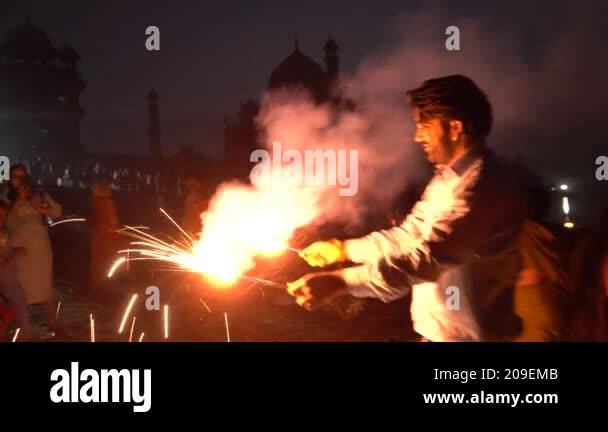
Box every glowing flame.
[110,169,322,286]
[186,181,320,284]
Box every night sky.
[1,1,606,173]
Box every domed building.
[224,38,342,177]
[268,38,339,103]
[0,17,86,160]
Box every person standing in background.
[90,180,121,293]
[7,164,62,333]
[0,200,33,340]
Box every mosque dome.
[0,17,56,62]
[268,40,330,102]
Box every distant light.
[564,221,575,229]
[562,197,570,215]
[560,184,568,191]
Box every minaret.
[148,89,161,158]
[324,38,339,81]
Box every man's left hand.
[287,272,348,311]
[300,239,347,267]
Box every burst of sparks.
[163,305,169,340]
[90,314,95,342]
[12,328,20,342]
[129,316,136,342]
[55,301,61,320]
[119,294,138,333]
[224,312,231,343]
[109,208,303,287]
[138,332,145,342]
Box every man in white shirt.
[288,75,525,341]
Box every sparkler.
[119,294,138,333]
[12,328,20,342]
[55,301,61,320]
[285,246,305,254]
[138,332,145,342]
[240,275,288,290]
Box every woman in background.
[0,200,33,340]
[7,164,62,332]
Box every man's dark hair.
[406,75,493,141]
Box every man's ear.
[449,120,464,141]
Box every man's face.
[10,167,27,188]
[412,108,456,165]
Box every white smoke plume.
[254,2,607,231]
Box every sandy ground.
[13,281,417,342]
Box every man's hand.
[300,239,347,267]
[287,272,348,311]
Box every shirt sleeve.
[337,262,412,303]
[340,159,516,301]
